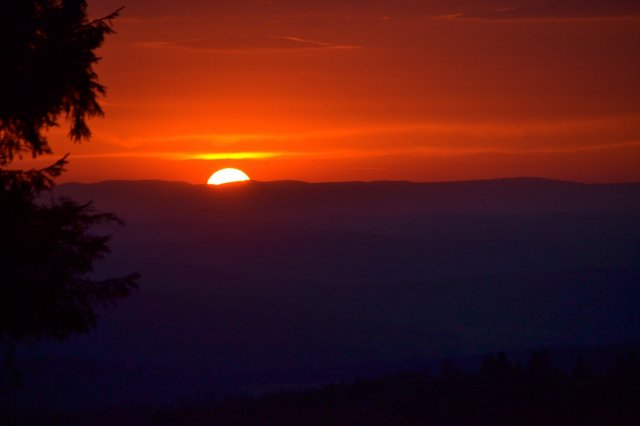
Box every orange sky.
[18,0,640,183]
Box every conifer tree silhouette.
[0,1,138,384]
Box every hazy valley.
[4,178,640,409]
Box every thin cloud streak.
[268,36,360,50]
[69,140,640,162]
[455,0,640,20]
[321,140,640,159]
[134,35,362,51]
[71,151,282,160]
[124,113,640,147]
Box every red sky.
[20,0,640,183]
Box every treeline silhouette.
[152,351,639,426]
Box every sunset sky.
[22,0,640,183]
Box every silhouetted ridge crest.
[56,178,640,222]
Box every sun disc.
[207,168,251,185]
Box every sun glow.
[207,168,251,185]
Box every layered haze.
[5,178,639,408]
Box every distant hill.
[55,178,640,223]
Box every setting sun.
[207,168,251,185]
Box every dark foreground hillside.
[4,350,639,425]
[155,352,640,426]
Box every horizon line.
[56,176,640,187]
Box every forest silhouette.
[152,351,640,426]
[5,351,639,425]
